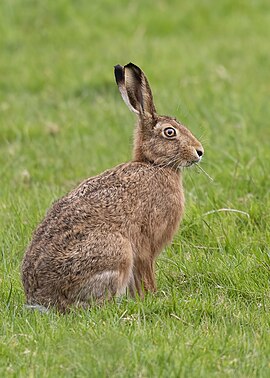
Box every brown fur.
[21,63,203,312]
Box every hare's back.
[27,162,181,252]
[68,162,156,200]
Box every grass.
[1,0,270,376]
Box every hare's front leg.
[132,257,157,296]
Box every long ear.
[114,63,156,118]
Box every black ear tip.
[125,62,136,67]
[114,64,124,85]
[125,62,142,79]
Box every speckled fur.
[21,63,203,312]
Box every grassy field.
[1,0,270,376]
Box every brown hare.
[21,63,204,313]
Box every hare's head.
[115,63,204,170]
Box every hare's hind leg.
[64,232,134,306]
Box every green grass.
[1,0,270,376]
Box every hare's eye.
[163,127,177,138]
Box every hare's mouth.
[184,158,202,168]
[170,159,197,170]
[184,161,194,168]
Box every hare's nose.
[196,148,204,157]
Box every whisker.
[194,163,214,182]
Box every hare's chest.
[149,184,184,254]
